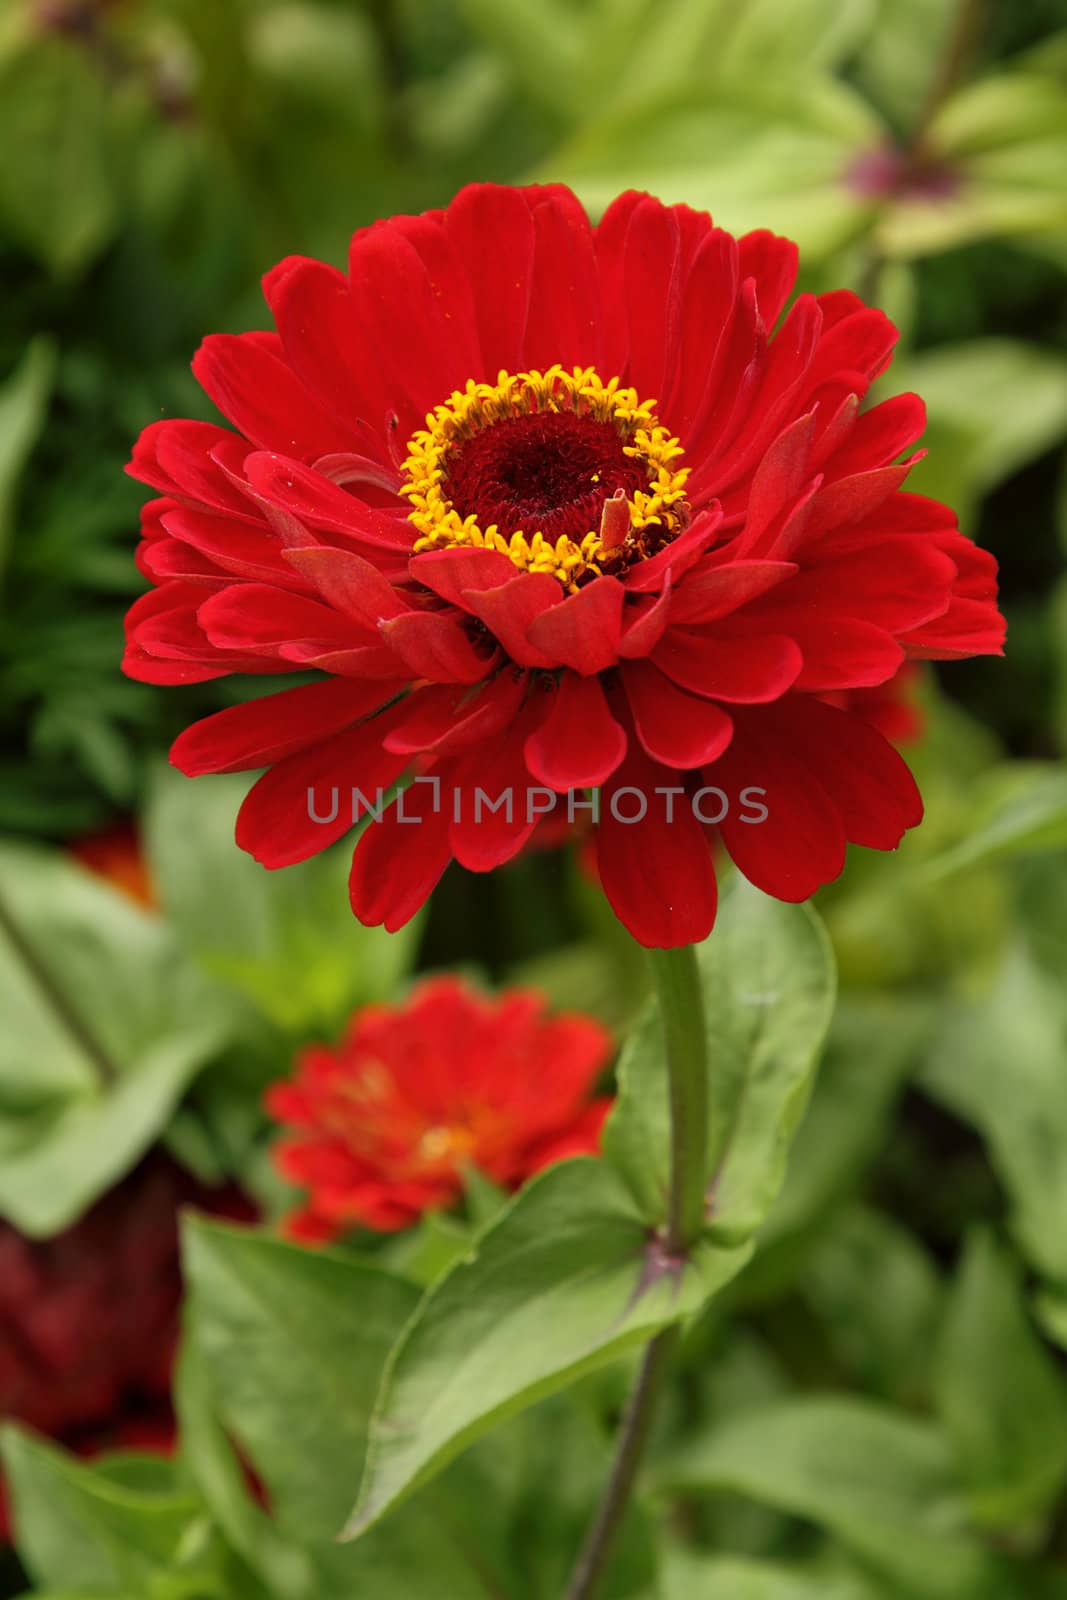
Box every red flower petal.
[524,576,626,675]
[596,748,718,948]
[460,573,562,667]
[524,673,627,791]
[171,679,403,776]
[710,712,846,900]
[383,672,526,757]
[193,333,357,460]
[198,585,357,655]
[349,773,454,931]
[652,628,802,702]
[622,661,734,768]
[444,184,536,375]
[236,716,409,867]
[378,609,496,683]
[282,546,409,626]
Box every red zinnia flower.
[0,1155,251,1540]
[264,976,613,1240]
[69,819,157,909]
[124,183,1004,947]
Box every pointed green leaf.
[922,765,1067,880]
[604,881,835,1244]
[921,949,1067,1283]
[0,36,116,276]
[0,336,55,579]
[0,843,233,1233]
[662,1397,1024,1599]
[0,1427,201,1594]
[934,1229,1067,1527]
[145,766,420,1033]
[182,1219,494,1599]
[347,1157,751,1539]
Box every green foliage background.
[2,0,1067,1596]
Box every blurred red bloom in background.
[265,976,613,1240]
[69,819,157,909]
[0,1155,251,1540]
[124,182,1004,948]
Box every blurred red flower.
[124,182,1004,948]
[265,976,613,1240]
[69,819,157,910]
[0,1155,251,1540]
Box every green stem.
[649,943,710,1253]
[563,944,709,1600]
[562,1326,680,1600]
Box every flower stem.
[649,944,710,1253]
[563,944,709,1600]
[562,1326,680,1600]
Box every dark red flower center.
[443,411,650,545]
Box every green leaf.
[878,75,1067,259]
[748,999,928,1296]
[547,77,883,261]
[662,1396,1023,1598]
[459,0,872,123]
[347,1157,751,1538]
[900,343,1067,521]
[802,1207,942,1405]
[933,1229,1067,1528]
[383,1209,474,1288]
[1035,1288,1067,1355]
[0,337,55,580]
[145,765,420,1033]
[604,880,836,1245]
[0,36,116,276]
[922,765,1067,879]
[174,1327,313,1600]
[851,0,959,130]
[183,1218,419,1544]
[0,842,233,1234]
[662,1548,883,1599]
[0,1426,202,1594]
[921,949,1067,1284]
[182,1219,496,1598]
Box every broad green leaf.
[347,1157,751,1538]
[174,1328,312,1600]
[455,0,586,117]
[802,1207,942,1404]
[183,1218,419,1544]
[921,949,1067,1283]
[0,843,233,1233]
[548,78,882,261]
[0,1427,202,1595]
[0,36,116,276]
[605,881,835,1245]
[662,1548,883,1599]
[878,75,1067,259]
[934,1229,1067,1528]
[182,1219,494,1598]
[662,1396,1024,1598]
[852,0,959,129]
[750,998,927,1289]
[383,1208,473,1288]
[922,765,1067,879]
[145,765,420,1033]
[901,344,1067,520]
[438,1393,658,1600]
[0,337,55,580]
[461,0,872,123]
[1036,1289,1067,1355]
